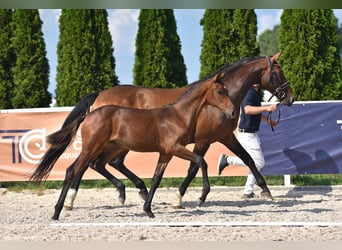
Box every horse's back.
[84,105,158,147]
[92,84,187,110]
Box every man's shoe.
[242,192,255,199]
[217,154,229,175]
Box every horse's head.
[207,72,236,119]
[261,52,295,106]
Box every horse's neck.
[229,60,265,106]
[172,82,210,121]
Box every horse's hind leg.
[53,157,83,220]
[223,134,272,199]
[92,158,127,205]
[65,153,132,208]
[108,151,148,201]
[64,166,88,210]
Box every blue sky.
[38,9,342,97]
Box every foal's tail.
[29,92,99,182]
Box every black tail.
[61,92,99,129]
[30,92,99,182]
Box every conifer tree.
[258,25,280,56]
[0,9,14,109]
[56,9,118,106]
[133,9,187,88]
[279,9,342,100]
[11,9,51,108]
[199,9,259,79]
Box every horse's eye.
[217,88,227,95]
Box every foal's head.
[205,73,236,119]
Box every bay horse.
[32,52,295,211]
[33,73,235,219]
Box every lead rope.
[267,103,281,132]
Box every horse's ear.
[271,52,281,63]
[214,72,225,84]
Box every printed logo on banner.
[0,128,81,165]
[18,128,47,164]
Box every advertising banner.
[1,101,342,182]
[259,101,342,175]
[0,108,246,181]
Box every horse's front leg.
[143,154,172,218]
[197,156,210,207]
[222,134,272,199]
[172,146,211,208]
[174,143,210,208]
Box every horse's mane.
[166,56,265,106]
[170,80,203,104]
[209,56,265,79]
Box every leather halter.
[266,56,291,102]
[265,57,291,131]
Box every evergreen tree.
[56,9,118,106]
[339,23,342,71]
[279,9,342,100]
[0,9,14,109]
[338,23,342,57]
[133,9,187,88]
[11,9,51,108]
[258,25,280,56]
[199,9,259,79]
[92,10,118,90]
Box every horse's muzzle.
[224,108,236,119]
[282,95,295,106]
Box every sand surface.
[1,185,342,241]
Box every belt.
[238,128,256,133]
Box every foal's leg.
[174,143,210,208]
[91,159,127,205]
[108,151,149,201]
[65,151,148,209]
[64,165,88,210]
[64,158,127,209]
[143,154,172,218]
[52,156,84,220]
[172,145,211,209]
[222,134,272,198]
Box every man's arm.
[243,104,277,115]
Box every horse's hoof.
[197,198,204,207]
[260,191,273,200]
[118,196,125,205]
[172,205,185,209]
[145,211,155,218]
[51,215,59,220]
[138,190,148,201]
[63,205,73,211]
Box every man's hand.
[266,104,277,112]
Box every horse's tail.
[30,114,86,182]
[61,92,99,129]
[29,92,99,182]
